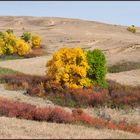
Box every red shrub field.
[0,97,139,134]
[107,80,140,108]
[1,74,140,108]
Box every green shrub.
[86,49,107,87]
[21,32,32,43]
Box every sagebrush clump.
[46,47,91,88]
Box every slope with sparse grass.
[0,16,140,139]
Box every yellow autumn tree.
[46,47,91,88]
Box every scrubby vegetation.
[0,47,139,109]
[1,73,140,109]
[21,32,32,43]
[127,25,136,33]
[0,30,30,56]
[107,80,140,108]
[0,29,45,58]
[0,97,139,134]
[108,61,140,73]
[32,34,41,48]
[86,49,107,87]
[46,47,91,88]
[0,44,139,135]
[46,47,107,88]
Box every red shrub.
[1,74,140,108]
[0,98,36,119]
[117,121,140,134]
[72,109,83,116]
[0,97,140,134]
[0,97,73,123]
[75,113,95,125]
[34,107,73,123]
[107,80,140,107]
[2,74,46,85]
[46,107,73,123]
[34,107,52,121]
[107,121,117,130]
[68,87,109,107]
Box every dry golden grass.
[0,116,140,139]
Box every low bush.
[16,39,31,56]
[0,30,31,56]
[1,74,46,89]
[86,49,107,87]
[1,74,140,108]
[0,97,139,134]
[21,32,32,43]
[107,80,140,108]
[2,31,17,55]
[0,97,36,120]
[127,25,136,33]
[108,61,140,73]
[32,34,41,48]
[0,29,43,57]
[44,86,109,108]
[46,47,91,88]
[46,47,108,88]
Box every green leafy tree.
[86,49,107,87]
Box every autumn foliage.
[0,29,42,56]
[1,74,140,108]
[0,97,139,134]
[46,47,91,88]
